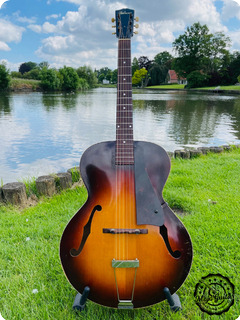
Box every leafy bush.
[132,68,148,87]
[40,67,61,91]
[186,70,209,88]
[78,78,89,90]
[0,64,11,90]
[59,66,79,91]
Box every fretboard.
[115,39,134,165]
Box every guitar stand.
[72,286,90,311]
[72,286,181,312]
[163,287,182,312]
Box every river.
[0,88,240,183]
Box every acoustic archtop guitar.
[60,8,192,309]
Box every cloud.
[29,0,234,69]
[46,13,62,20]
[0,19,25,51]
[0,41,10,51]
[221,0,240,20]
[13,11,37,24]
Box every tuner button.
[134,24,139,28]
[112,25,116,28]
[135,17,139,22]
[112,32,116,35]
[111,18,115,23]
[134,31,139,34]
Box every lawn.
[147,84,240,92]
[147,84,185,90]
[0,148,239,319]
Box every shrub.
[0,64,11,90]
[186,70,209,88]
[59,66,79,91]
[40,67,61,91]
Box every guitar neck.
[116,39,134,165]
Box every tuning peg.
[111,18,115,23]
[134,31,139,34]
[112,32,116,35]
[134,24,139,28]
[135,17,139,22]
[112,25,116,28]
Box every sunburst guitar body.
[60,8,192,309]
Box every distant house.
[103,79,110,85]
[166,70,187,85]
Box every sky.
[0,0,240,71]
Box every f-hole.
[70,205,102,257]
[159,225,181,259]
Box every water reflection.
[133,91,240,147]
[0,89,239,183]
[0,94,11,115]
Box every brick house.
[166,70,187,85]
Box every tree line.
[131,22,240,88]
[1,22,240,91]
[0,62,101,91]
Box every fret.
[115,38,133,165]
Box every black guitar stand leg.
[73,286,90,311]
[163,287,182,312]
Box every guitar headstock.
[112,8,139,39]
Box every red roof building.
[166,70,187,85]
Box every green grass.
[147,84,240,92]
[0,149,239,319]
[147,84,185,90]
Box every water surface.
[0,88,240,183]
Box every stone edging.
[0,144,239,207]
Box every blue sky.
[0,0,240,71]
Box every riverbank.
[0,148,239,319]
[147,84,240,94]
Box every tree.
[19,61,37,75]
[40,67,61,91]
[96,67,112,83]
[23,68,41,80]
[132,68,148,87]
[172,22,230,77]
[154,51,173,68]
[138,56,152,71]
[76,66,98,88]
[111,69,118,83]
[148,51,174,85]
[132,57,139,75]
[186,71,209,88]
[148,63,167,85]
[0,63,11,90]
[11,71,22,78]
[228,52,240,84]
[38,61,49,70]
[59,66,79,91]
